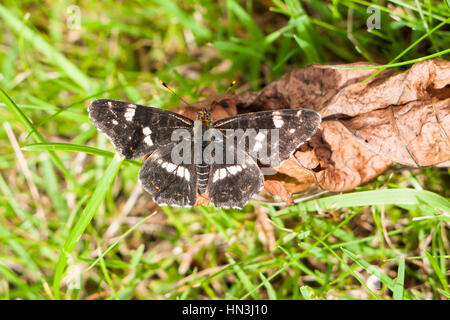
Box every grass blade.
[342,247,396,292]
[259,272,277,300]
[53,154,123,299]
[300,286,313,300]
[315,238,378,299]
[82,212,156,274]
[0,87,76,186]
[341,248,412,299]
[0,5,95,94]
[22,142,140,166]
[280,189,450,215]
[358,17,450,84]
[151,0,211,39]
[226,254,261,300]
[393,257,405,300]
[22,142,115,157]
[425,251,449,294]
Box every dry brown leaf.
[177,58,450,203]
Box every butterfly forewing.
[213,109,321,166]
[88,99,193,159]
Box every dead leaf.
[263,179,294,205]
[176,58,450,203]
[255,207,276,251]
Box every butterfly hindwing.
[88,99,193,159]
[213,109,321,165]
[208,144,264,209]
[138,142,198,207]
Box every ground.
[0,0,449,300]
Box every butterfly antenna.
[160,80,190,106]
[224,80,237,94]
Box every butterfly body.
[88,99,321,208]
[193,109,213,195]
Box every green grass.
[0,0,449,300]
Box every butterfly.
[88,98,321,208]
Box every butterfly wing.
[208,143,264,209]
[139,142,198,207]
[88,99,194,159]
[213,109,321,166]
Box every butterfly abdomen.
[196,164,210,194]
